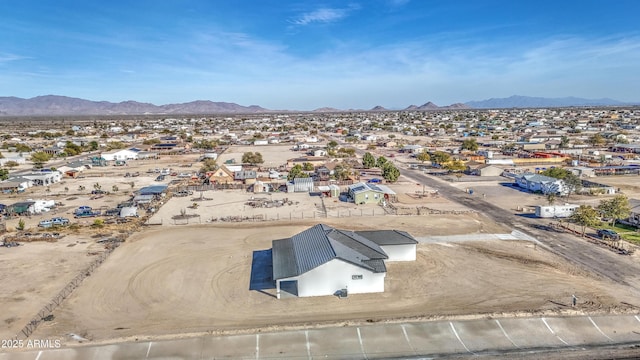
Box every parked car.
[174,190,193,197]
[51,217,70,226]
[597,229,620,240]
[91,189,106,195]
[367,178,382,183]
[155,175,166,181]
[38,220,53,228]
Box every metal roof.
[272,224,395,280]
[355,230,418,246]
[137,185,168,195]
[348,182,396,195]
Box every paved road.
[2,314,640,359]
[401,167,640,292]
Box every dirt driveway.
[32,215,640,344]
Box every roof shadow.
[249,249,275,291]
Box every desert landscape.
[19,214,638,346]
[2,142,640,352]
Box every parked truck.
[74,206,101,218]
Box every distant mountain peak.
[0,95,269,115]
[465,95,630,109]
[370,105,388,111]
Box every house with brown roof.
[207,165,235,184]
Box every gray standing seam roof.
[355,230,418,246]
[272,224,394,280]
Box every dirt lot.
[217,144,305,168]
[0,233,107,340]
[29,215,640,344]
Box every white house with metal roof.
[271,224,417,299]
[514,172,568,195]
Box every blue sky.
[1,0,639,110]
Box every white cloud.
[291,8,349,25]
[0,53,29,63]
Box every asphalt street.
[2,314,640,359]
[401,167,640,292]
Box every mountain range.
[0,95,635,116]
[465,95,631,109]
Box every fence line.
[15,241,122,340]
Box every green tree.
[332,164,353,181]
[14,143,32,152]
[382,163,400,182]
[587,133,606,147]
[200,159,217,173]
[376,156,388,168]
[560,136,570,149]
[570,205,601,236]
[64,141,82,156]
[597,195,631,227]
[327,140,338,149]
[106,141,126,150]
[0,168,8,181]
[17,218,25,231]
[242,152,264,165]
[416,152,431,163]
[362,152,376,168]
[337,147,356,157]
[30,151,52,168]
[539,168,571,179]
[444,159,466,172]
[431,151,451,165]
[302,162,314,171]
[461,138,479,151]
[287,164,309,181]
[546,192,557,206]
[89,140,99,151]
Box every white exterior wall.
[292,259,385,297]
[381,244,416,261]
[28,199,55,213]
[535,205,579,218]
[103,150,137,161]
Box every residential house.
[208,165,235,184]
[514,172,568,195]
[271,224,417,299]
[348,182,396,204]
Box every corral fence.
[381,203,477,216]
[15,240,123,340]
[172,215,201,225]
